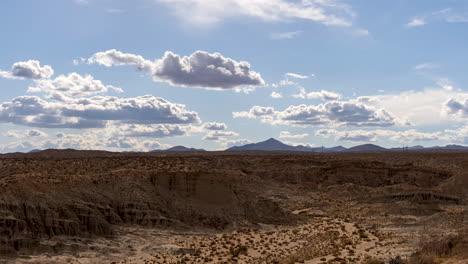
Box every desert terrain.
[0,150,467,264]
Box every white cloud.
[113,124,188,138]
[436,78,455,91]
[233,106,275,118]
[203,130,239,141]
[0,60,54,80]
[0,141,40,153]
[203,122,227,131]
[223,138,252,148]
[407,8,468,27]
[88,49,153,70]
[316,129,377,142]
[270,92,283,98]
[434,8,468,23]
[355,88,468,126]
[316,128,444,143]
[444,97,468,118]
[152,0,354,27]
[88,49,265,90]
[234,101,403,127]
[293,87,342,100]
[271,31,301,40]
[279,131,309,139]
[5,129,48,138]
[271,73,311,88]
[0,95,201,128]
[407,18,426,27]
[283,141,315,147]
[26,129,48,137]
[286,73,309,79]
[28,72,123,97]
[0,131,174,153]
[414,63,438,70]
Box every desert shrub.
[229,244,248,257]
[389,256,405,264]
[418,230,466,257]
[409,229,468,263]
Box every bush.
[229,245,248,257]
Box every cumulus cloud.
[293,87,342,100]
[0,131,172,153]
[41,133,170,152]
[0,60,54,80]
[223,138,252,148]
[444,98,468,118]
[152,0,354,27]
[26,129,48,137]
[5,129,48,138]
[316,129,378,142]
[203,130,239,141]
[88,49,265,90]
[114,124,187,138]
[279,131,309,139]
[88,49,154,71]
[0,141,40,153]
[316,128,444,143]
[0,95,201,129]
[270,92,283,99]
[28,72,123,97]
[355,88,468,126]
[203,122,227,131]
[279,102,399,127]
[234,101,402,127]
[233,106,276,119]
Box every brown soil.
[0,151,467,263]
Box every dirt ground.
[0,151,467,263]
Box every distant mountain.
[345,144,388,152]
[151,146,205,152]
[443,144,468,150]
[390,145,426,151]
[225,138,347,152]
[324,146,347,152]
[433,145,468,150]
[28,149,42,153]
[409,145,425,150]
[226,138,302,151]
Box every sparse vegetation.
[0,152,467,263]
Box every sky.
[1,0,468,152]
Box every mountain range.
[224,138,468,152]
[19,138,468,154]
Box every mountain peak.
[264,138,280,143]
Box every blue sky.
[1,0,468,152]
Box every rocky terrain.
[0,151,467,263]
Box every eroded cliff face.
[0,153,458,254]
[0,164,288,253]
